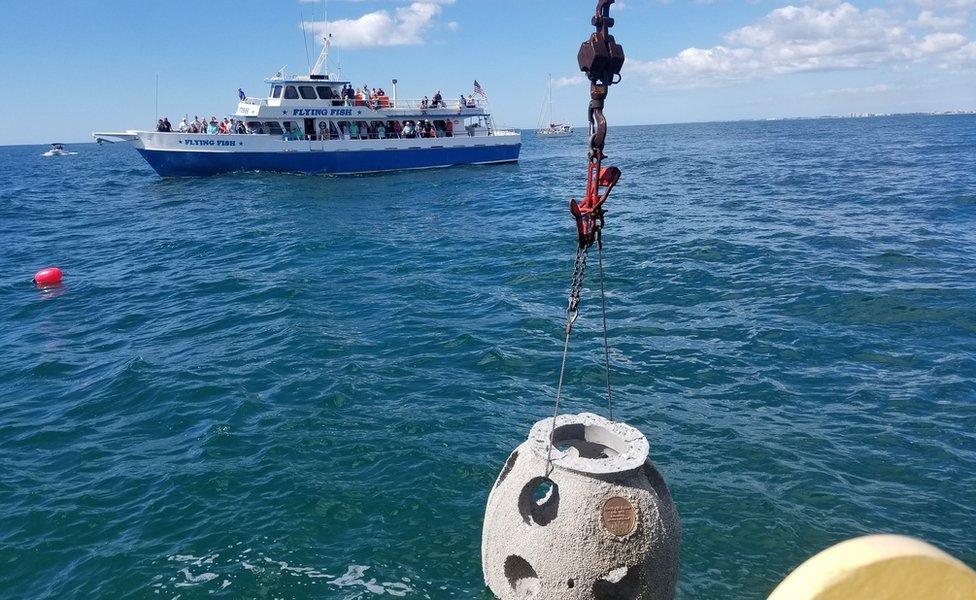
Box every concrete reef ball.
[482,412,681,600]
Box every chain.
[545,246,588,477]
[566,246,588,332]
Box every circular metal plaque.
[601,496,637,536]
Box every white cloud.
[915,10,967,30]
[919,31,968,53]
[304,1,454,49]
[552,75,587,88]
[947,41,976,65]
[629,2,975,87]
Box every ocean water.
[1,116,975,599]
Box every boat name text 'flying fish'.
[291,108,355,117]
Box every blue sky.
[0,0,974,145]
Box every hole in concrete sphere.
[504,555,541,597]
[532,479,554,504]
[593,565,640,600]
[518,477,559,526]
[551,423,628,461]
[494,450,519,489]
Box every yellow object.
[768,535,976,600]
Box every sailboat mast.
[548,74,554,125]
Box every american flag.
[473,80,487,99]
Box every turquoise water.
[1,116,975,598]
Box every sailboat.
[536,75,573,138]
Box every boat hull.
[110,131,521,177]
[137,143,520,177]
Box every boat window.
[247,121,262,133]
[264,121,283,135]
[283,86,299,99]
[316,86,334,100]
[271,85,283,99]
[282,121,296,131]
[299,85,316,100]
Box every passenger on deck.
[432,90,443,108]
[402,121,415,138]
[421,96,429,110]
[349,122,360,140]
[444,119,453,137]
[377,123,386,139]
[190,116,202,133]
[178,117,188,133]
[218,120,228,134]
[236,120,247,134]
[207,118,219,134]
[466,95,477,108]
[459,95,466,110]
[156,119,165,132]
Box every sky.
[0,0,974,145]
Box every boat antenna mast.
[310,9,332,77]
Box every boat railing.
[386,98,488,111]
[276,127,509,142]
[239,97,488,111]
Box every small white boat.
[42,143,76,156]
[536,75,573,138]
[538,123,573,137]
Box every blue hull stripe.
[137,144,521,177]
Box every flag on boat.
[474,80,487,99]
[238,88,246,101]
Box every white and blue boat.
[94,30,520,177]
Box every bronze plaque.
[601,496,637,536]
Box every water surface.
[1,116,975,598]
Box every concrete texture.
[482,412,681,600]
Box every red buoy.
[33,267,63,287]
